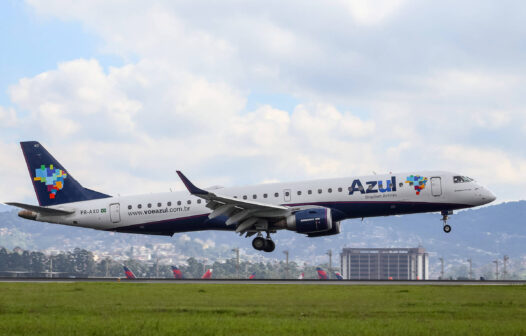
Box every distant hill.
[1,201,525,278]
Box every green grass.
[1,283,526,335]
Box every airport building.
[340,247,429,280]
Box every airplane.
[316,267,328,280]
[298,272,304,280]
[6,141,496,253]
[123,266,137,279]
[334,271,343,280]
[202,268,213,279]
[248,272,256,279]
[171,266,183,279]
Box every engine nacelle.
[307,221,341,237]
[284,208,333,234]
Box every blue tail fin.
[21,141,110,206]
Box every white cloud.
[3,59,379,197]
[0,107,17,127]
[2,0,525,203]
[0,143,34,202]
[338,0,408,25]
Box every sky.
[1,0,525,204]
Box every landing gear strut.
[441,210,452,233]
[252,233,275,252]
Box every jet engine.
[275,208,336,234]
[306,220,341,237]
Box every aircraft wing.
[177,171,292,234]
[5,202,75,216]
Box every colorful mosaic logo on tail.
[33,165,68,199]
[405,175,428,195]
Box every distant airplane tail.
[316,267,328,280]
[248,272,256,279]
[123,266,136,279]
[202,268,213,279]
[19,141,110,206]
[334,272,343,280]
[171,266,183,279]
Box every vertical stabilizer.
[20,141,110,206]
[123,266,136,279]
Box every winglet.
[176,171,210,195]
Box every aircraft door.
[430,177,442,197]
[283,189,291,202]
[109,203,121,223]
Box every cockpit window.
[453,176,474,183]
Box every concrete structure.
[340,247,429,280]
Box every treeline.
[0,247,334,279]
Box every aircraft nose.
[487,189,497,203]
[480,187,496,204]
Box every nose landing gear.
[441,210,453,233]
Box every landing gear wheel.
[263,239,275,253]
[443,224,451,233]
[252,237,266,250]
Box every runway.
[0,277,524,285]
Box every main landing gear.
[252,233,275,253]
[441,210,452,233]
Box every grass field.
[1,283,526,335]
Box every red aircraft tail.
[316,267,328,280]
[202,268,213,279]
[171,266,183,279]
[123,266,136,279]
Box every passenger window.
[274,192,279,197]
[157,202,162,207]
[138,204,142,209]
[128,205,132,210]
[263,193,268,198]
[168,202,172,206]
[318,189,322,194]
[253,194,257,199]
[297,191,302,196]
[197,199,202,204]
[177,201,181,206]
[285,191,290,197]
[399,183,403,188]
[308,190,312,195]
[187,200,191,205]
[338,187,342,192]
[147,203,152,208]
[328,188,332,193]
[243,195,248,200]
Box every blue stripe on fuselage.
[111,201,472,235]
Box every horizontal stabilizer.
[5,202,75,216]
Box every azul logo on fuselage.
[348,176,397,195]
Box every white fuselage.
[35,171,495,236]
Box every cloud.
[0,107,17,127]
[3,58,378,198]
[338,0,408,25]
[1,0,525,203]
[0,142,34,202]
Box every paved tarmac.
[0,278,524,285]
